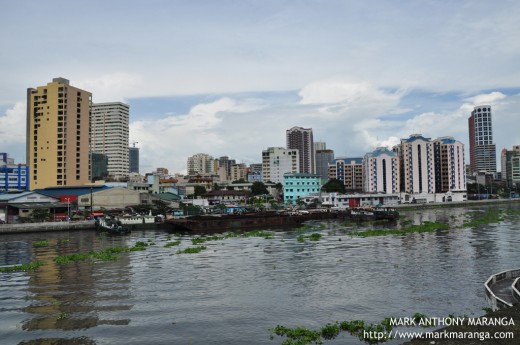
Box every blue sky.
[1,1,520,173]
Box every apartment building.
[262,147,299,184]
[26,78,92,189]
[363,147,399,194]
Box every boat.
[95,216,130,234]
[346,207,399,221]
[164,211,340,232]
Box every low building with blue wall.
[283,173,321,205]
[0,153,29,193]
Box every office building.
[316,149,334,180]
[286,126,315,174]
[468,105,496,176]
[91,102,130,180]
[129,146,139,173]
[26,78,92,189]
[91,152,109,181]
[363,147,399,194]
[262,147,299,184]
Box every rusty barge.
[163,211,341,233]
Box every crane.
[131,141,139,148]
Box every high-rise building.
[433,137,466,192]
[315,149,334,180]
[363,147,399,194]
[187,153,215,175]
[129,146,140,173]
[468,105,496,176]
[329,158,363,192]
[91,102,130,180]
[286,126,315,174]
[26,78,92,189]
[501,145,520,187]
[262,147,299,184]
[397,134,436,194]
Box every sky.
[1,0,520,173]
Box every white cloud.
[463,92,507,106]
[0,102,26,161]
[76,72,143,103]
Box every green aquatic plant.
[33,240,50,247]
[56,312,70,320]
[54,242,149,264]
[164,241,181,248]
[176,246,207,254]
[243,230,274,239]
[349,221,449,237]
[297,233,322,243]
[0,261,44,273]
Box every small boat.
[95,216,130,234]
[346,207,399,221]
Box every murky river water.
[1,204,519,345]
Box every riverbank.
[0,220,96,234]
[394,198,520,210]
[404,304,520,345]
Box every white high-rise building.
[262,147,299,184]
[433,137,466,192]
[397,134,436,194]
[91,102,129,179]
[468,105,496,176]
[363,147,400,193]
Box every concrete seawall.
[0,221,96,234]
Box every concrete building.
[501,145,520,188]
[433,137,466,193]
[26,78,92,189]
[329,158,363,192]
[187,153,215,175]
[262,147,299,184]
[316,149,334,180]
[468,105,496,176]
[247,163,263,182]
[283,173,321,205]
[91,102,130,180]
[286,126,315,174]
[230,163,247,182]
[0,153,29,193]
[363,147,399,194]
[397,134,436,194]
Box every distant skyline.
[1,1,519,173]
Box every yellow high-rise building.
[26,78,92,190]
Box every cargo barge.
[164,211,341,233]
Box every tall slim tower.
[468,105,496,176]
[91,102,130,180]
[286,126,315,174]
[26,78,92,189]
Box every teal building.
[283,173,321,205]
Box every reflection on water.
[1,204,520,345]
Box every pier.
[485,269,520,310]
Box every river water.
[1,204,519,345]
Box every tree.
[251,181,268,196]
[322,178,345,193]
[194,185,207,198]
[232,178,247,184]
[31,208,50,222]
